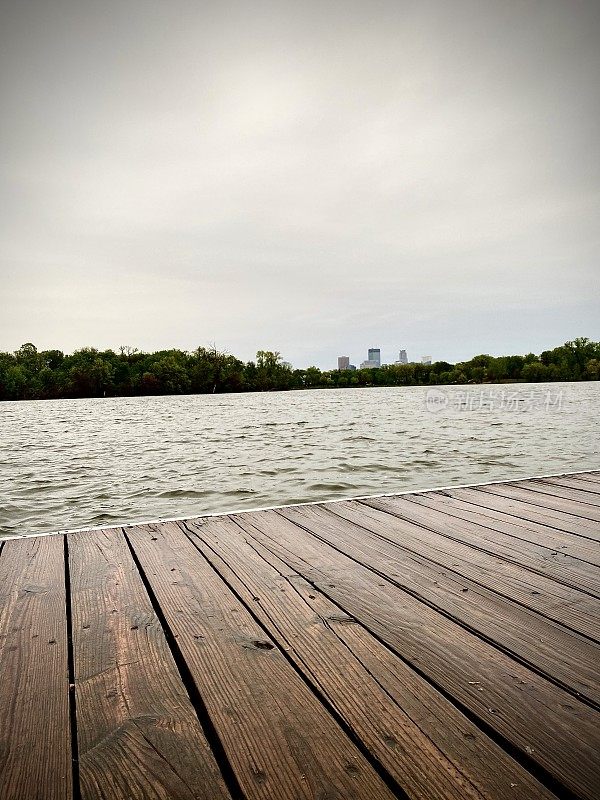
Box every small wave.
[307,482,358,492]
[1,385,594,537]
[14,485,58,496]
[339,462,408,474]
[157,489,211,499]
[475,460,519,467]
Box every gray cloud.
[1,0,599,367]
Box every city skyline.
[338,346,434,370]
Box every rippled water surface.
[1,382,598,537]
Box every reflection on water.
[1,382,598,537]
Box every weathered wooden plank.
[183,516,558,800]
[277,503,599,705]
[476,484,600,528]
[233,509,600,800]
[523,479,600,507]
[389,491,600,566]
[540,476,600,496]
[330,499,600,642]
[3,472,598,800]
[126,521,398,800]
[0,536,72,800]
[445,486,600,540]
[366,493,600,596]
[567,472,600,486]
[544,472,600,486]
[68,528,230,800]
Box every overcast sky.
[1,0,598,368]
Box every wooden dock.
[1,471,599,800]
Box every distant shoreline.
[1,337,598,401]
[2,378,600,406]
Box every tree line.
[0,338,598,401]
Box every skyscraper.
[398,349,408,364]
[421,355,432,365]
[337,356,350,371]
[368,348,381,367]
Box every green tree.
[151,354,191,394]
[254,350,293,390]
[1,337,598,400]
[585,359,600,380]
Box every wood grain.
[521,480,600,508]
[68,528,230,800]
[126,521,398,800]
[333,498,600,641]
[443,486,600,539]
[4,472,599,800]
[0,536,72,800]
[540,476,600,496]
[566,472,600,487]
[233,509,600,800]
[473,485,600,533]
[183,515,558,800]
[276,503,599,705]
[368,493,600,596]
[400,491,600,566]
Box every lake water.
[1,382,598,537]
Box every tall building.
[398,349,408,364]
[337,355,350,371]
[367,348,381,367]
[421,355,432,365]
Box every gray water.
[1,382,598,537]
